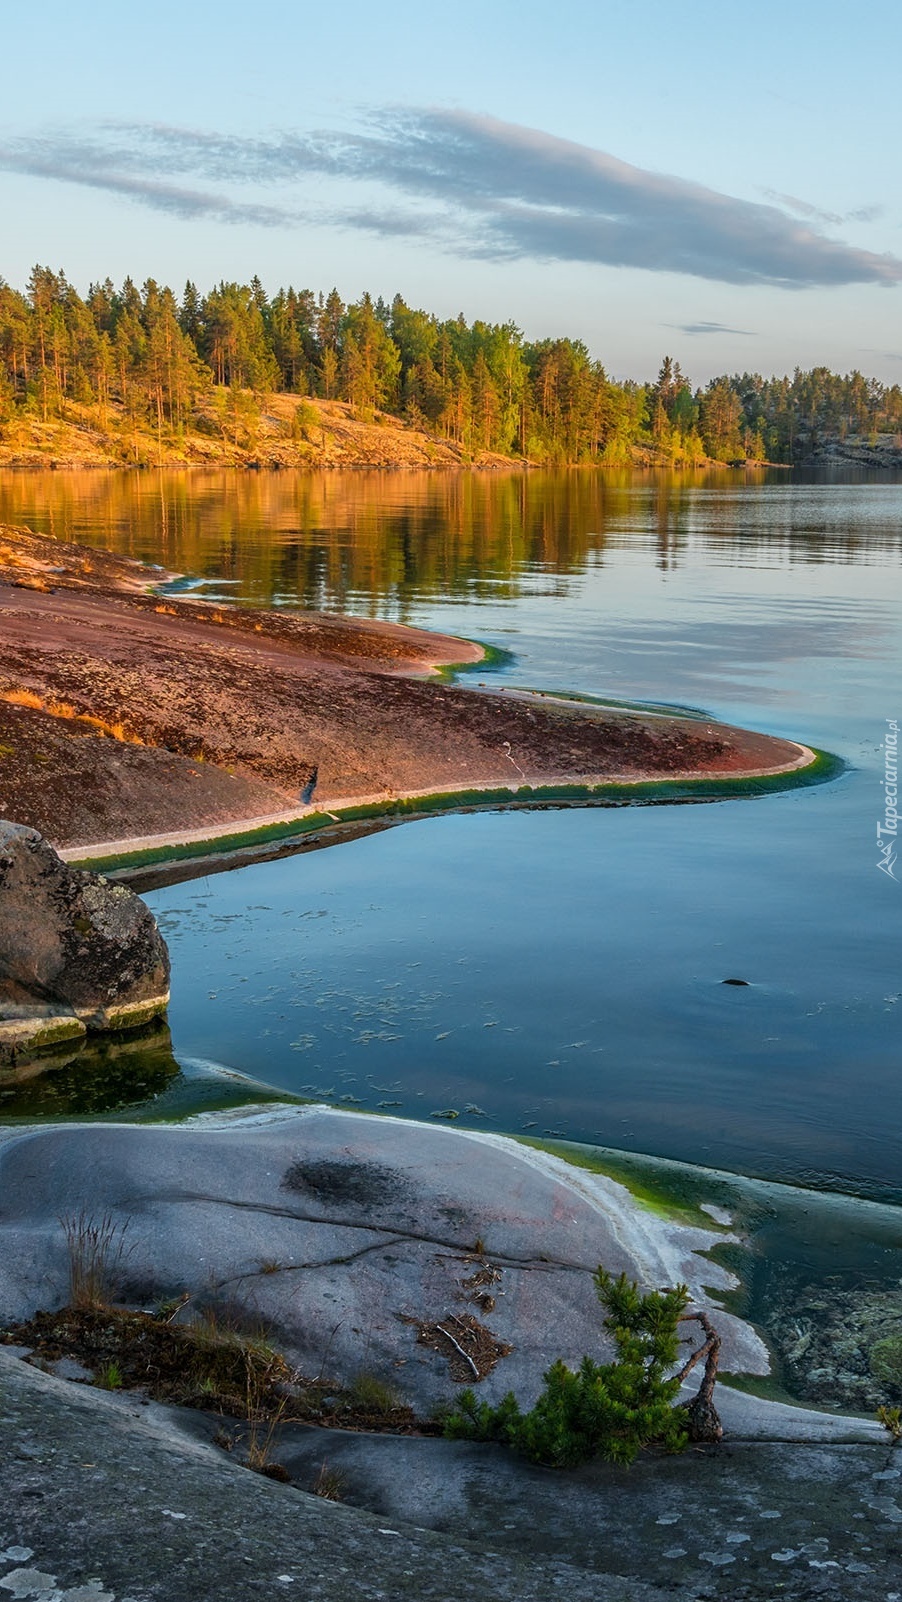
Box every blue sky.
[2,0,900,383]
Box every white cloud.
[2,111,899,290]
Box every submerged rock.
[0,821,169,1067]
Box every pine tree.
[444,1271,691,1468]
[179,281,202,345]
[699,378,743,460]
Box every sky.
[1,0,900,384]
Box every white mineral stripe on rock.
[442,1126,741,1292]
[58,744,820,863]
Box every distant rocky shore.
[0,395,521,471]
[803,435,902,470]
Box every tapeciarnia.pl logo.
[877,718,899,880]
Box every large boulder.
[0,821,169,1065]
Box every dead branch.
[436,1324,480,1378]
[677,1308,723,1442]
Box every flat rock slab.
[0,1106,885,1447]
[1,1349,899,1602]
[0,1105,772,1417]
[265,1420,902,1599]
[0,535,807,853]
[0,1350,665,1602]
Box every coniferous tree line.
[1,266,901,463]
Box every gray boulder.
[0,821,169,1064]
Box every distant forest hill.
[2,266,902,467]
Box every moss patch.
[433,641,517,682]
[717,1372,812,1408]
[515,1137,742,1230]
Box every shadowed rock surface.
[0,1109,893,1599]
[1,1343,899,1601]
[0,1350,674,1602]
[1,1104,884,1444]
[0,1104,885,1449]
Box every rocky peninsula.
[0,522,817,866]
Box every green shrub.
[290,400,320,441]
[870,1333,902,1390]
[444,1270,690,1467]
[347,1371,399,1416]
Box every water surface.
[2,468,900,1200]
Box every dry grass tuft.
[61,1209,131,1309]
[0,687,143,744]
[311,1461,345,1501]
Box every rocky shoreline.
[0,521,818,859]
[0,1106,897,1602]
[1,515,882,1602]
[9,1342,899,1602]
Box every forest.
[2,266,901,465]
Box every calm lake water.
[3,468,901,1202]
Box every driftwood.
[677,1309,723,1442]
[436,1324,480,1379]
[405,1310,513,1383]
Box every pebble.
[0,1569,62,1598]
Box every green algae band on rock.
[0,820,170,1068]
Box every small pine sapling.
[444,1270,691,1468]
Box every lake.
[2,466,901,1203]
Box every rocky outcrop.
[0,821,169,1068]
